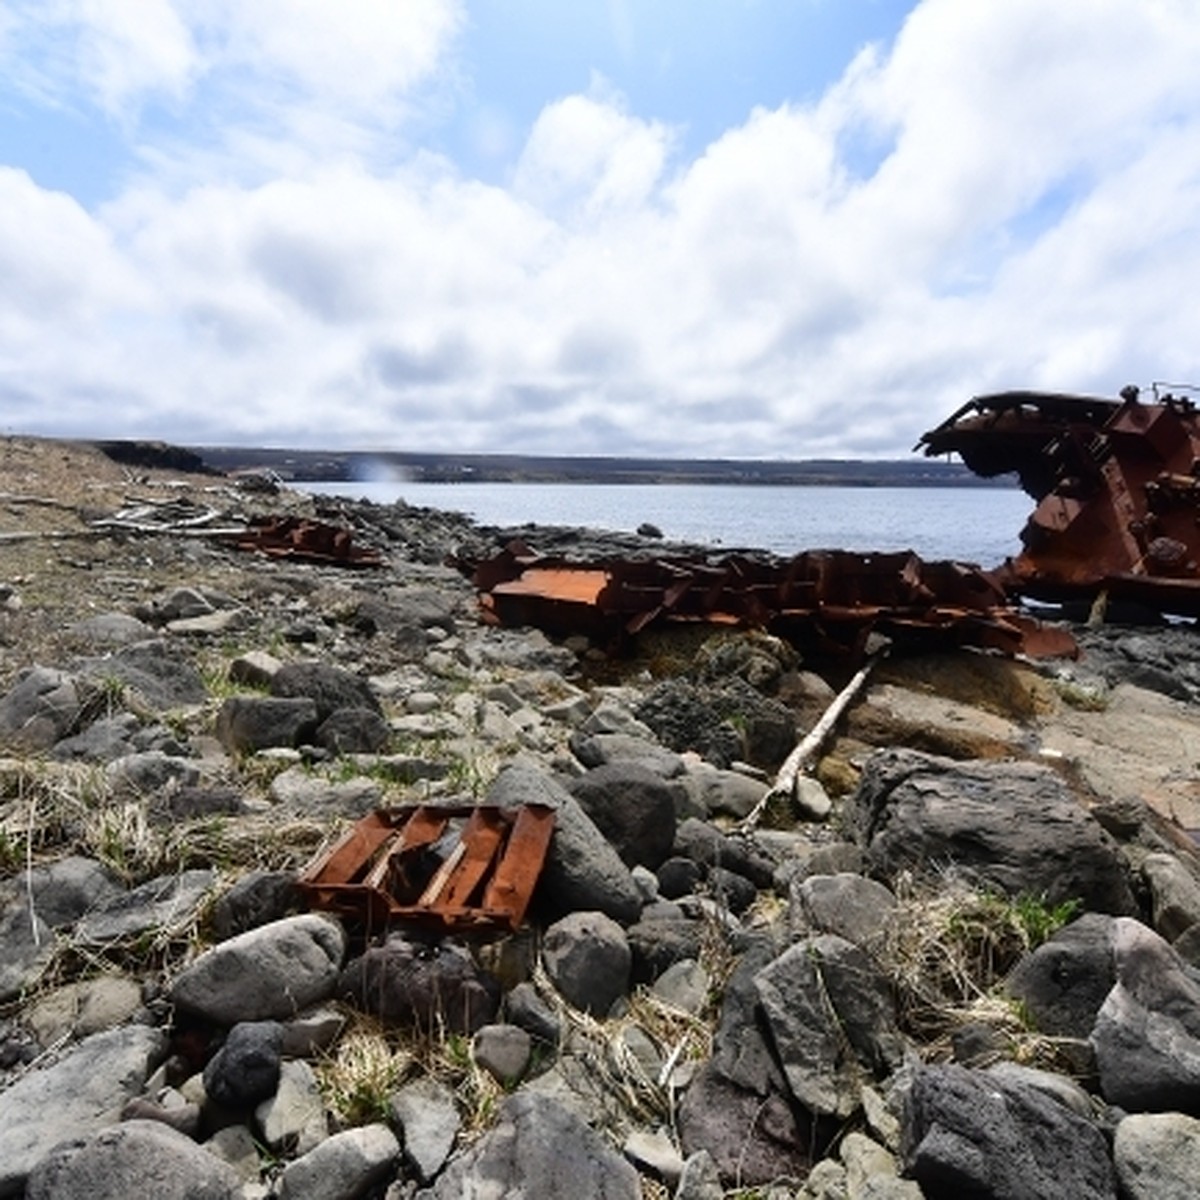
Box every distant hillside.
[196,446,1010,488]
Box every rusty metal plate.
[298,804,555,933]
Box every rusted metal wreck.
[919,384,1200,615]
[457,538,1076,659]
[298,803,555,934]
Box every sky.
[0,0,1198,459]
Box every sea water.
[303,481,1032,569]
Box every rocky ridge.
[1,435,1200,1198]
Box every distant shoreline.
[195,445,1012,489]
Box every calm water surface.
[304,481,1031,568]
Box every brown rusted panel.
[482,804,557,928]
[433,809,506,910]
[297,804,555,933]
[920,386,1200,615]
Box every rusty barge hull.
[458,539,1076,659]
[920,387,1200,615]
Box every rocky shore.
[2,435,1200,1199]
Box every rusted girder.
[919,386,1200,615]
[224,515,383,567]
[456,539,1077,660]
[298,804,555,933]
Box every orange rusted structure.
[225,515,383,567]
[919,385,1200,615]
[298,804,555,933]
[458,539,1077,659]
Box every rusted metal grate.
[297,804,555,933]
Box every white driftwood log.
[739,640,887,833]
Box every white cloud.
[1,0,1200,455]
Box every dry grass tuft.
[875,872,1084,1072]
[315,1017,416,1127]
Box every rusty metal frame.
[298,804,555,933]
[457,539,1077,659]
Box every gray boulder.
[542,910,631,1016]
[626,917,705,984]
[487,763,642,924]
[79,640,207,710]
[270,661,381,720]
[277,1123,398,1200]
[202,1020,284,1108]
[1142,853,1200,943]
[1092,917,1200,1110]
[0,665,81,750]
[338,933,499,1034]
[26,975,143,1047]
[170,913,345,1024]
[210,871,300,941]
[104,750,200,796]
[472,1023,531,1085]
[1006,913,1117,1038]
[50,713,140,762]
[1114,1111,1200,1200]
[678,1061,824,1188]
[315,707,391,754]
[0,901,53,1003]
[419,1090,640,1198]
[680,760,767,820]
[755,935,906,1118]
[390,1076,461,1183]
[568,761,678,870]
[790,872,898,951]
[902,1062,1117,1199]
[256,1059,328,1156]
[0,1025,166,1196]
[75,869,216,946]
[673,817,776,889]
[22,855,124,928]
[68,612,153,647]
[504,980,562,1046]
[569,730,686,777]
[25,1119,241,1200]
[845,749,1137,914]
[214,695,319,754]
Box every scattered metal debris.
[223,514,384,567]
[919,385,1200,615]
[298,804,556,933]
[456,539,1077,659]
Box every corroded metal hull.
[920,387,1200,615]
